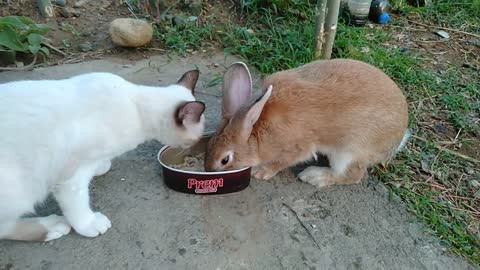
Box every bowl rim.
[157,143,251,175]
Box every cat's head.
[169,69,206,148]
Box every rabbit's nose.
[203,161,216,172]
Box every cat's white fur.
[0,71,205,241]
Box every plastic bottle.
[369,0,391,24]
[340,0,372,26]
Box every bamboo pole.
[320,0,341,59]
[313,0,328,59]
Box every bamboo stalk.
[320,0,341,59]
[313,0,328,59]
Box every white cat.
[0,70,205,242]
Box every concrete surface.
[0,54,475,270]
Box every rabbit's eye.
[221,155,230,165]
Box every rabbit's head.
[205,62,272,171]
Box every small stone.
[109,18,153,48]
[361,47,370,53]
[78,41,93,52]
[213,63,219,67]
[74,0,88,7]
[466,168,475,175]
[120,178,126,181]
[433,122,447,134]
[469,180,480,188]
[81,31,92,37]
[55,0,66,6]
[469,38,480,47]
[246,28,254,34]
[434,30,449,39]
[56,7,71,17]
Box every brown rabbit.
[205,59,409,188]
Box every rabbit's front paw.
[298,166,333,188]
[252,166,277,180]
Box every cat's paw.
[73,212,111,238]
[39,215,72,242]
[252,166,277,180]
[94,160,112,176]
[298,166,333,188]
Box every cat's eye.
[221,155,230,165]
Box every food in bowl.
[170,152,205,172]
[157,134,251,195]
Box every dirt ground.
[0,1,479,269]
[1,0,128,55]
[0,53,475,270]
[0,0,247,64]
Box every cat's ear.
[175,101,205,126]
[177,69,200,94]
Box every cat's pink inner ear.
[177,69,200,94]
[176,101,205,125]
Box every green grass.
[392,0,480,33]
[155,22,216,52]
[146,0,480,265]
[374,147,480,264]
[222,1,315,74]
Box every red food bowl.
[157,134,251,195]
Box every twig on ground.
[389,24,428,32]
[282,203,321,250]
[408,19,480,39]
[42,42,66,56]
[454,173,465,199]
[411,135,480,164]
[450,206,480,217]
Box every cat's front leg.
[55,165,111,238]
[94,160,112,176]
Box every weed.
[0,16,50,61]
[60,22,80,36]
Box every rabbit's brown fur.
[205,59,409,188]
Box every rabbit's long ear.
[238,85,272,139]
[221,62,253,120]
